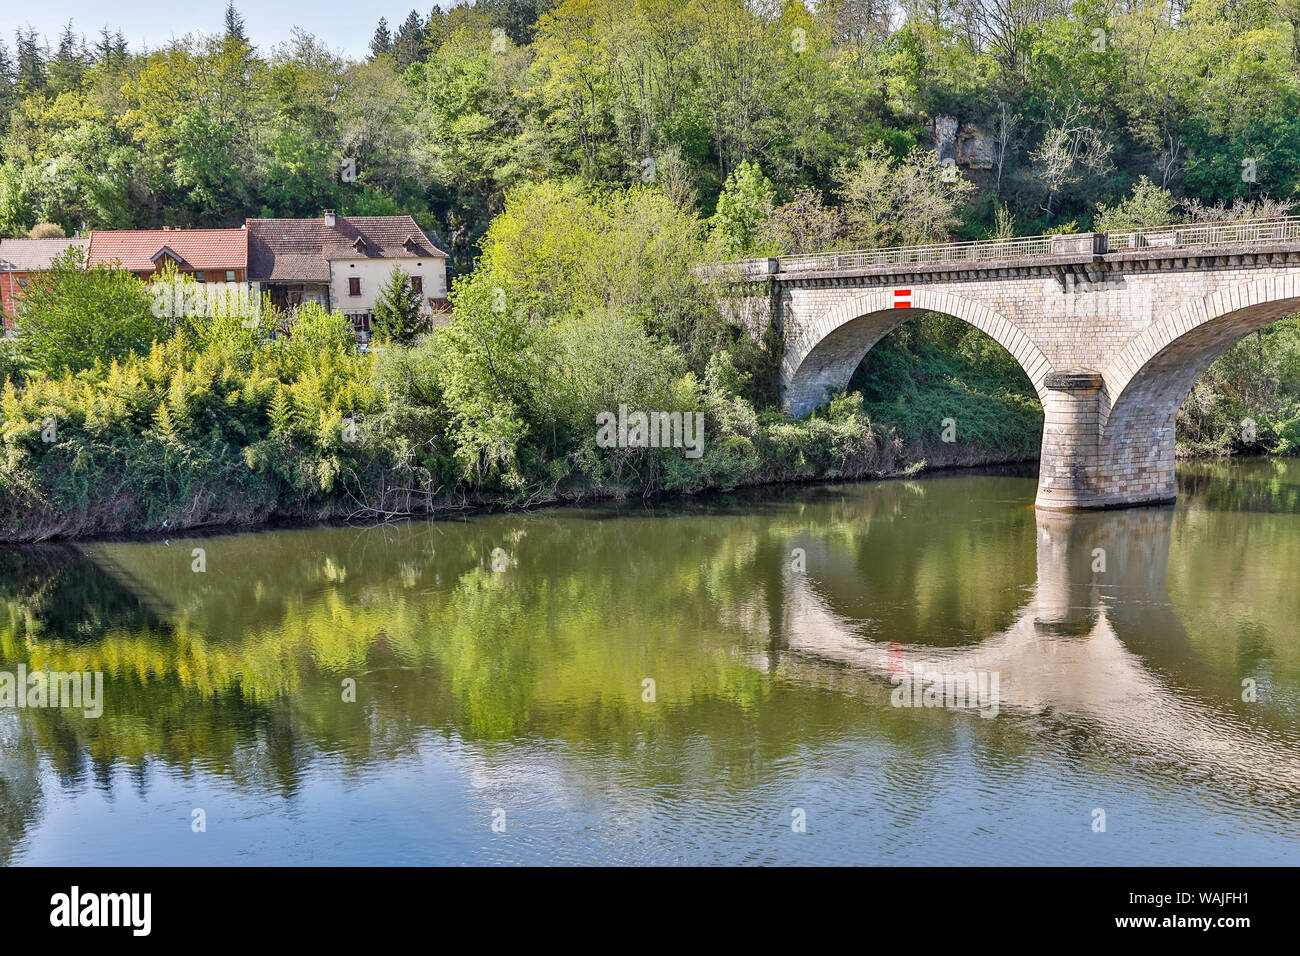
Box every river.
[2,459,1299,865]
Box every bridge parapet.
[712,216,1300,282]
[1108,216,1300,251]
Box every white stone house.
[246,211,449,339]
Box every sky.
[12,1,434,62]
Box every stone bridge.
[714,217,1300,510]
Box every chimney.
[324,210,337,228]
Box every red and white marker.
[893,288,912,308]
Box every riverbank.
[0,421,1038,543]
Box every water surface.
[3,460,1299,865]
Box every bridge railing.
[777,234,1058,274]
[709,215,1300,279]
[1107,216,1300,251]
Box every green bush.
[15,248,168,378]
[0,320,383,538]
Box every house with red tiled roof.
[0,237,89,328]
[246,211,449,338]
[86,228,249,283]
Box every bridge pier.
[1034,370,1175,511]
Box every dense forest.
[1,0,1299,539]
[3,1,1299,260]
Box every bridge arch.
[782,288,1053,416]
[1098,275,1300,506]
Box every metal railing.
[778,234,1056,273]
[711,216,1300,280]
[1107,216,1300,250]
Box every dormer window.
[151,247,184,269]
[402,236,418,252]
[352,236,367,253]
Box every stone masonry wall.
[727,246,1300,508]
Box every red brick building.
[0,237,89,328]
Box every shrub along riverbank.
[0,179,1294,543]
[0,309,1037,542]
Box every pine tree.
[223,3,249,44]
[15,28,47,96]
[0,41,16,131]
[486,0,552,45]
[93,28,128,72]
[95,27,113,65]
[372,265,425,345]
[393,10,426,68]
[50,22,85,93]
[369,18,392,60]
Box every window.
[194,272,206,283]
[225,270,236,282]
[348,277,361,296]
[348,313,371,332]
[411,275,423,294]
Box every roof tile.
[0,237,89,271]
[86,229,249,272]
[246,215,447,282]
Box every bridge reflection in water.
[754,502,1300,797]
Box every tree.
[1029,100,1114,219]
[49,22,86,94]
[171,106,249,223]
[370,19,393,60]
[710,161,775,258]
[94,28,127,71]
[393,11,428,68]
[15,247,164,376]
[759,188,845,255]
[257,127,339,218]
[15,28,46,96]
[834,143,974,246]
[372,264,426,344]
[1094,176,1176,232]
[223,3,250,45]
[0,41,16,133]
[28,222,64,238]
[487,0,555,45]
